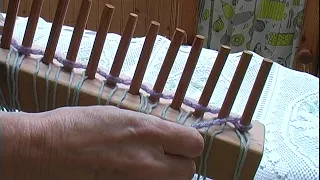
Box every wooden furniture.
[0,0,272,179]
[294,0,319,77]
[2,0,318,76]
[0,0,198,45]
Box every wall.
[1,0,198,45]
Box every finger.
[162,155,197,180]
[158,120,204,158]
[95,106,204,158]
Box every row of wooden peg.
[0,0,273,127]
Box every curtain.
[197,0,305,68]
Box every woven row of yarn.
[0,38,251,180]
[10,38,253,131]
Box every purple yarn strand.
[9,39,252,132]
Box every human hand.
[3,106,204,180]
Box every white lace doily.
[4,15,320,180]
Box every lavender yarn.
[10,39,252,132]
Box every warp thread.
[0,38,252,180]
[9,39,253,132]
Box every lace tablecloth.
[4,15,320,180]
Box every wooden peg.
[64,0,92,72]
[193,45,231,117]
[170,35,205,110]
[297,49,313,65]
[149,28,186,102]
[241,58,273,126]
[106,13,138,87]
[0,0,20,49]
[22,0,44,48]
[297,49,313,73]
[218,51,252,119]
[85,4,114,79]
[128,21,160,95]
[42,0,70,65]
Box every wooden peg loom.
[0,0,273,179]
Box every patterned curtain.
[197,0,305,68]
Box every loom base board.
[0,48,265,180]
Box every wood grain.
[41,0,50,20]
[87,0,98,30]
[86,4,114,79]
[22,0,44,48]
[1,0,199,45]
[180,0,198,45]
[0,0,20,49]
[294,0,319,76]
[0,47,265,180]
[108,0,122,33]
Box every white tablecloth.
[4,15,320,180]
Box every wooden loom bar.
[148,28,186,103]
[0,0,20,49]
[218,51,252,119]
[170,35,205,110]
[241,59,273,126]
[106,13,138,87]
[0,0,267,179]
[193,45,231,117]
[85,4,114,79]
[22,0,44,48]
[42,0,70,65]
[0,49,265,179]
[128,21,160,95]
[64,0,92,72]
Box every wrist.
[0,111,47,179]
[1,111,31,153]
